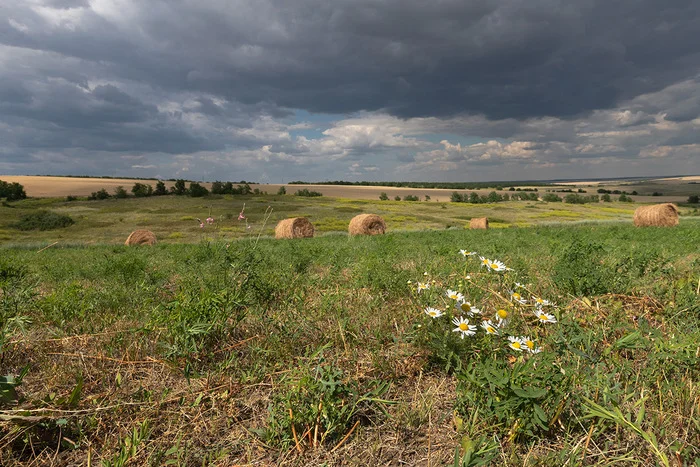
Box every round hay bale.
[633,203,679,227]
[275,217,315,239]
[470,217,489,229]
[125,230,157,246]
[348,214,386,236]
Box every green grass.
[0,222,698,465]
[4,194,694,246]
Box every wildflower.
[532,296,551,306]
[465,275,471,280]
[446,289,464,301]
[481,320,499,335]
[456,300,472,313]
[514,282,524,289]
[423,271,429,276]
[206,216,214,224]
[460,250,477,257]
[522,336,542,354]
[452,316,477,339]
[416,282,430,293]
[469,306,482,315]
[496,308,509,321]
[534,309,557,324]
[407,280,413,285]
[488,259,507,272]
[511,291,526,304]
[508,336,525,351]
[479,256,490,268]
[424,307,443,319]
[199,223,204,228]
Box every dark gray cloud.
[1,0,699,181]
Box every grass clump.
[13,210,75,231]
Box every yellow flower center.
[482,259,489,264]
[490,263,499,269]
[512,293,521,300]
[487,326,495,333]
[539,314,548,321]
[536,298,544,304]
[525,340,535,349]
[450,294,458,299]
[429,311,436,316]
[458,323,469,331]
[497,309,508,319]
[460,303,471,312]
[511,341,521,349]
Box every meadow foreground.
[1,223,699,466]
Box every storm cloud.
[0,0,699,181]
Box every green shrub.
[294,188,323,197]
[188,182,209,197]
[277,186,287,195]
[542,193,562,202]
[14,210,75,231]
[113,186,129,199]
[403,194,419,201]
[0,181,27,201]
[379,192,389,200]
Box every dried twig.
[37,241,58,253]
[330,420,360,453]
[289,408,303,454]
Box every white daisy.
[495,308,510,324]
[511,291,527,304]
[514,282,524,289]
[416,282,430,293]
[469,306,482,315]
[522,336,542,354]
[460,250,477,257]
[452,316,477,339]
[424,307,443,319]
[480,320,499,335]
[534,309,557,324]
[446,289,464,301]
[456,300,473,314]
[532,296,552,306]
[508,336,525,351]
[479,256,490,268]
[488,259,507,272]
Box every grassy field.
[1,193,699,247]
[1,211,699,465]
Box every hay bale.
[633,203,679,227]
[470,217,489,229]
[125,230,156,246]
[275,217,315,239]
[348,214,386,236]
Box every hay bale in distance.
[275,217,315,239]
[633,203,679,227]
[470,217,489,229]
[125,229,157,246]
[348,214,386,236]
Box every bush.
[0,181,27,201]
[379,192,389,200]
[451,192,464,202]
[65,195,78,202]
[394,195,401,201]
[189,182,209,197]
[171,179,188,195]
[88,188,110,200]
[542,193,562,202]
[618,194,634,202]
[113,186,129,199]
[601,194,612,202]
[294,189,323,197]
[131,183,153,197]
[403,194,419,201]
[154,181,168,196]
[14,210,75,231]
[688,195,699,204]
[277,186,287,195]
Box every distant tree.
[486,191,501,203]
[131,183,153,197]
[501,193,509,201]
[394,195,401,201]
[223,182,234,194]
[0,180,27,201]
[403,194,419,201]
[618,194,634,202]
[450,192,463,202]
[469,192,480,204]
[211,181,225,194]
[113,186,129,199]
[601,194,612,202]
[379,192,389,201]
[652,191,663,196]
[542,193,562,202]
[424,194,431,201]
[189,182,209,197]
[508,187,515,191]
[688,194,699,204]
[277,186,287,195]
[294,188,323,197]
[154,180,168,196]
[171,179,188,195]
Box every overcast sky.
[1,0,699,182]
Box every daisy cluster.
[415,250,559,355]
